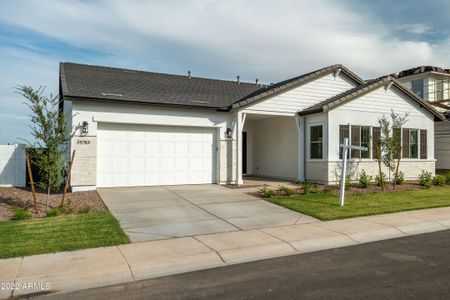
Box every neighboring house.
[397,66,450,171]
[60,63,445,191]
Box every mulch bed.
[249,181,428,198]
[0,187,107,221]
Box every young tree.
[377,111,408,190]
[17,86,73,208]
[389,111,408,190]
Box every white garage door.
[97,123,217,187]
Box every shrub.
[302,182,313,194]
[12,206,32,220]
[358,170,372,188]
[259,185,275,198]
[375,172,388,188]
[445,171,450,185]
[394,171,406,185]
[277,185,294,196]
[60,199,74,214]
[418,170,432,188]
[323,185,332,194]
[433,175,446,187]
[79,205,91,214]
[45,207,61,217]
[340,175,352,190]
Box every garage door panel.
[97,123,216,187]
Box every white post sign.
[339,138,367,206]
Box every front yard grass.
[266,187,450,221]
[0,212,129,259]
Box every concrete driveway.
[98,185,316,242]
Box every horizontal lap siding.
[435,122,450,170]
[244,73,357,114]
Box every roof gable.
[231,64,365,109]
[299,76,446,121]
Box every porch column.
[236,111,247,184]
[295,114,305,182]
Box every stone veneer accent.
[70,136,97,187]
[219,139,236,183]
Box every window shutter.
[420,130,427,159]
[402,128,410,158]
[372,127,381,160]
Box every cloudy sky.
[0,0,449,144]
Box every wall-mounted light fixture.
[81,121,89,135]
[225,128,233,139]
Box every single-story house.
[60,63,445,191]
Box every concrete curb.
[2,206,450,298]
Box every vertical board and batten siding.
[327,85,436,182]
[0,144,26,187]
[435,121,450,170]
[242,73,358,115]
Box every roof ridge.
[60,62,259,87]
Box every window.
[435,79,444,101]
[351,125,361,158]
[372,127,381,160]
[420,130,427,159]
[410,129,418,158]
[350,125,370,159]
[310,125,323,159]
[411,79,424,99]
[402,128,418,159]
[339,125,349,159]
[361,126,371,158]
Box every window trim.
[309,124,324,160]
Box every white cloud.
[397,23,432,35]
[1,0,448,79]
[0,0,449,142]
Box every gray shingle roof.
[397,66,450,78]
[231,64,365,109]
[60,62,261,109]
[299,76,446,121]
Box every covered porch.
[235,111,305,184]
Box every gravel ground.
[0,187,107,220]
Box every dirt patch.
[223,184,264,189]
[0,187,107,220]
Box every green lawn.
[0,212,129,259]
[266,187,450,221]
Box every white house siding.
[435,121,450,170]
[327,85,436,183]
[68,100,235,190]
[242,73,357,115]
[305,113,328,183]
[245,116,298,179]
[0,144,26,187]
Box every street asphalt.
[38,229,450,300]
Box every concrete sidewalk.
[2,207,450,299]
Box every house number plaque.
[76,139,91,145]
